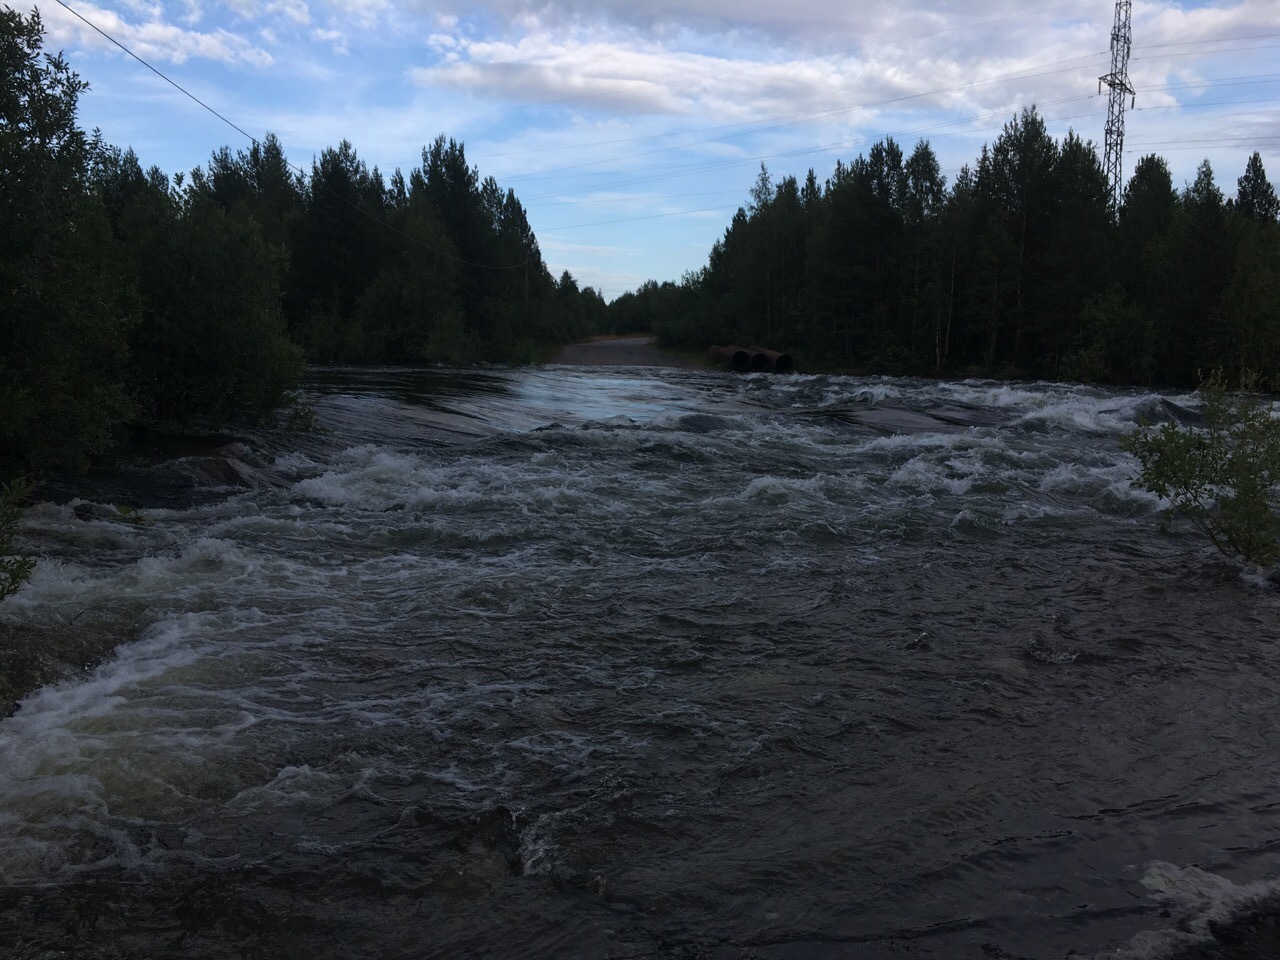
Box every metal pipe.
[707,344,751,372]
[748,346,795,374]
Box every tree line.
[1,8,608,477]
[623,108,1280,388]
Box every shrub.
[1123,370,1280,566]
[1,478,36,604]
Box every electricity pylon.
[1099,0,1135,210]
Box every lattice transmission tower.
[1099,0,1135,209]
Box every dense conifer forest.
[614,114,1280,388]
[5,6,1279,481]
[1,9,607,476]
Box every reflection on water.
[1,365,1278,960]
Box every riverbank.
[549,334,704,369]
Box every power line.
[48,0,260,144]
[1128,135,1280,147]
[1137,32,1280,50]
[1132,43,1280,62]
[499,52,1110,186]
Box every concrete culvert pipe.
[707,345,751,372]
[748,346,795,373]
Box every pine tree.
[1236,152,1279,222]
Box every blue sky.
[18,0,1280,300]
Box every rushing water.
[2,364,1279,960]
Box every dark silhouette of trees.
[2,10,602,474]
[1236,151,1279,222]
[628,107,1280,390]
[1,8,136,473]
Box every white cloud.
[312,27,348,54]
[40,1,275,67]
[324,0,391,30]
[269,0,312,24]
[223,0,262,19]
[405,26,1108,136]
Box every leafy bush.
[1123,371,1280,566]
[1,478,36,604]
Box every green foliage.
[137,193,305,425]
[1,8,138,473]
[89,147,305,427]
[1063,286,1155,384]
[3,7,607,485]
[1235,151,1279,223]
[614,109,1280,389]
[1,478,36,604]
[283,393,319,433]
[1123,371,1280,566]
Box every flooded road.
[2,365,1278,959]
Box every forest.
[0,8,607,477]
[5,5,1280,482]
[612,116,1280,389]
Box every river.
[2,364,1278,959]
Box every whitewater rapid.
[1,366,1278,959]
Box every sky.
[13,0,1280,300]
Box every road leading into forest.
[550,335,702,368]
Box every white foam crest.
[292,447,434,508]
[0,557,97,615]
[1015,399,1138,434]
[289,443,618,518]
[131,537,268,587]
[999,502,1091,524]
[0,615,229,779]
[736,474,836,505]
[1040,461,1156,501]
[857,429,1006,457]
[879,438,1024,497]
[770,375,906,407]
[935,380,1172,434]
[886,457,977,496]
[5,538,283,624]
[1240,568,1280,591]
[0,809,148,881]
[1098,861,1280,959]
[938,379,1097,409]
[950,508,981,527]
[227,764,339,813]
[271,450,323,474]
[16,499,169,561]
[520,807,572,877]
[690,471,866,516]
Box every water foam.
[1099,861,1280,959]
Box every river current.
[2,364,1278,959]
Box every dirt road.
[549,336,702,369]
